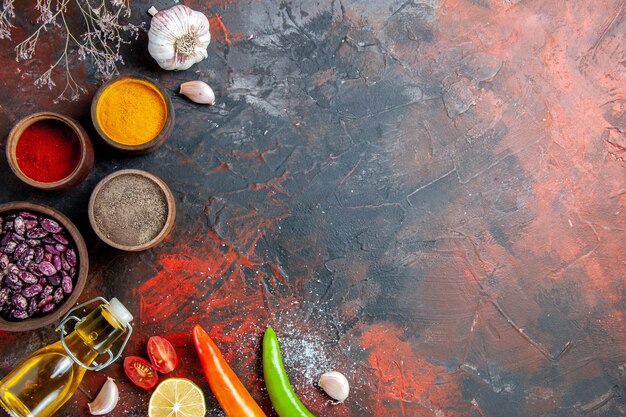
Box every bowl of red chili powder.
[6,112,94,191]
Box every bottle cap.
[107,297,133,327]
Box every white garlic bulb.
[88,377,119,415]
[180,81,216,104]
[318,371,350,403]
[148,5,211,71]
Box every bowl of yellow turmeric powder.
[91,74,174,154]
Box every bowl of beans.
[0,202,88,331]
[5,112,94,191]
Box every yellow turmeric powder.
[96,78,167,146]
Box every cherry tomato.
[147,336,179,374]
[124,356,158,390]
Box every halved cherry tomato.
[147,336,178,374]
[124,356,159,390]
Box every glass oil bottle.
[0,297,133,417]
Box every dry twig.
[0,0,141,102]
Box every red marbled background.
[0,0,624,416]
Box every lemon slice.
[148,378,206,417]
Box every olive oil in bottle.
[0,298,133,417]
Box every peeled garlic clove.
[180,81,216,105]
[88,377,119,415]
[318,371,350,403]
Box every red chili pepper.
[192,324,267,417]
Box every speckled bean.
[38,295,53,308]
[0,288,8,306]
[14,243,28,260]
[22,284,43,298]
[28,263,43,277]
[18,271,37,284]
[13,217,25,236]
[4,241,16,254]
[52,255,62,271]
[53,287,64,304]
[24,219,38,230]
[17,249,34,270]
[33,247,44,263]
[52,234,69,245]
[44,244,60,255]
[65,249,77,267]
[25,239,40,247]
[39,261,57,276]
[43,285,53,297]
[5,274,22,290]
[11,293,27,310]
[42,303,55,314]
[41,218,63,234]
[26,228,48,239]
[47,273,61,286]
[27,298,37,316]
[61,256,70,271]
[12,309,28,320]
[0,254,8,270]
[61,275,73,294]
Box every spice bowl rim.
[5,112,95,191]
[90,74,175,155]
[0,201,89,332]
[88,169,176,252]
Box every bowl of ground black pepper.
[6,112,94,191]
[88,169,176,251]
[91,74,174,154]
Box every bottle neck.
[64,305,127,368]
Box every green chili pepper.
[263,327,316,417]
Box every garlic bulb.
[318,371,350,403]
[88,377,119,415]
[180,81,216,104]
[148,5,211,71]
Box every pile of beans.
[0,211,78,320]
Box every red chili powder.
[16,120,81,183]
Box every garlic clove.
[179,81,216,105]
[318,371,350,403]
[88,377,119,415]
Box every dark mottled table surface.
[0,0,624,416]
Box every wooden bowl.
[91,74,174,155]
[6,112,94,191]
[88,169,176,251]
[0,202,89,332]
